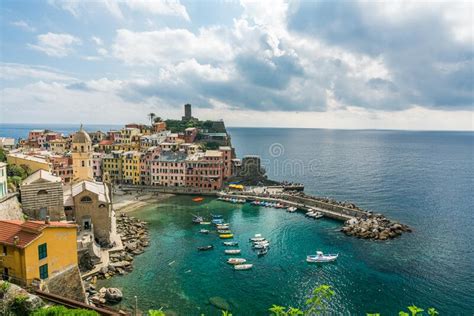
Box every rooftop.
[0,220,77,248]
[22,169,62,185]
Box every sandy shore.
[113,190,174,213]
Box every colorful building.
[151,151,186,187]
[122,151,142,185]
[102,151,123,184]
[0,219,78,286]
[92,152,104,181]
[6,152,52,173]
[186,151,224,190]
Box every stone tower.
[182,103,192,121]
[72,124,93,181]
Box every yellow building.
[71,125,93,181]
[0,219,78,286]
[102,150,123,184]
[49,138,69,154]
[6,152,51,173]
[121,151,141,185]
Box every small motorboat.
[287,206,297,213]
[212,218,224,225]
[306,251,338,263]
[218,230,232,234]
[200,221,211,225]
[305,210,315,217]
[227,258,246,265]
[252,243,270,249]
[223,241,239,246]
[216,224,229,230]
[200,229,209,234]
[234,264,253,270]
[193,197,204,202]
[192,215,203,223]
[198,245,214,251]
[225,249,241,255]
[249,234,264,242]
[211,214,223,219]
[219,234,234,239]
[257,247,268,256]
[313,212,323,219]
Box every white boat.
[216,225,230,229]
[306,251,338,263]
[249,234,264,242]
[223,241,239,246]
[313,212,323,219]
[227,258,246,265]
[234,264,253,270]
[199,229,209,234]
[305,210,315,217]
[225,249,241,254]
[287,206,297,213]
[253,243,270,249]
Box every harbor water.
[96,128,474,315]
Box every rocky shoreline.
[341,214,412,240]
[85,213,150,305]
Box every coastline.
[113,190,174,213]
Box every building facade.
[0,220,78,286]
[71,126,93,181]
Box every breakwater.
[219,191,411,240]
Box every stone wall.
[20,181,64,220]
[0,193,24,220]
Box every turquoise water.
[2,125,473,314]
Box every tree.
[0,148,6,162]
[154,117,162,123]
[7,165,27,179]
[148,113,156,125]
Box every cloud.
[0,63,76,81]
[11,20,36,32]
[287,0,474,110]
[124,0,190,21]
[28,32,82,57]
[112,28,233,65]
[49,0,123,19]
[91,36,103,46]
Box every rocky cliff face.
[0,194,24,220]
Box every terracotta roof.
[99,140,113,145]
[0,220,77,248]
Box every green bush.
[0,281,11,294]
[31,305,99,316]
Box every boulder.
[209,296,231,311]
[105,288,123,303]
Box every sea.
[1,124,473,315]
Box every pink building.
[140,147,160,185]
[219,146,232,179]
[151,151,186,187]
[92,152,104,181]
[185,151,224,191]
[50,155,73,183]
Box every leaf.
[427,308,439,316]
[399,312,409,316]
[408,305,424,316]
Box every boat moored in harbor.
[220,234,234,239]
[223,241,239,246]
[198,245,214,251]
[225,249,241,254]
[306,251,338,263]
[227,258,247,265]
[234,264,253,270]
[199,229,209,234]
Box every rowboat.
[193,197,204,202]
[306,251,338,263]
[223,241,239,246]
[227,258,246,265]
[219,234,234,239]
[216,225,229,229]
[199,229,209,234]
[211,214,223,219]
[197,245,214,251]
[218,230,232,234]
[249,234,265,242]
[225,249,241,254]
[287,206,297,213]
[192,215,203,223]
[200,222,211,225]
[212,218,224,224]
[234,264,253,270]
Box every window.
[38,243,47,260]
[81,161,85,167]
[2,245,7,256]
[80,196,93,203]
[39,264,48,279]
[37,189,48,195]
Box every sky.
[0,0,473,130]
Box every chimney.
[13,236,19,246]
[45,216,50,224]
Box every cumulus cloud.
[0,63,76,82]
[28,32,81,57]
[123,0,190,21]
[287,0,474,110]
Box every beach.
[113,189,174,213]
